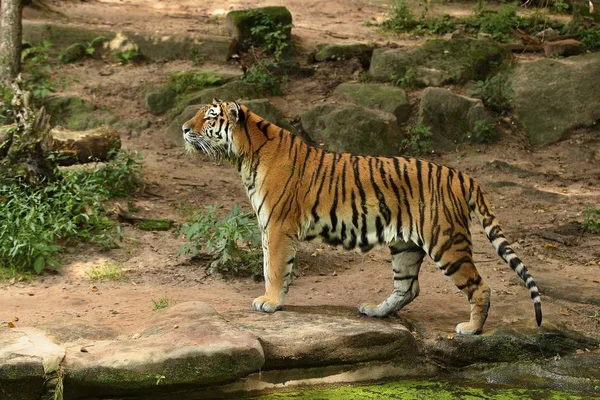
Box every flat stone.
[64,301,264,398]
[333,83,410,123]
[543,39,585,58]
[0,328,65,400]
[229,308,421,369]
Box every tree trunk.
[0,0,22,85]
[50,126,121,166]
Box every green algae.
[252,380,589,400]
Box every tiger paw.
[455,322,483,335]
[252,296,283,313]
[358,303,387,318]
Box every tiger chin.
[182,99,542,335]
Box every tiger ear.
[228,101,245,125]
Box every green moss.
[137,220,172,231]
[252,380,587,399]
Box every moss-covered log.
[50,125,121,165]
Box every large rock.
[144,86,177,115]
[314,43,375,67]
[226,7,292,48]
[369,39,512,86]
[0,328,65,400]
[229,309,421,369]
[179,81,263,111]
[511,53,600,147]
[64,302,264,398]
[418,87,495,151]
[43,95,98,131]
[301,103,403,156]
[333,83,410,123]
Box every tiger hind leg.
[359,241,425,318]
[437,250,491,335]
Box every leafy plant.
[111,45,140,65]
[248,11,294,59]
[178,204,263,279]
[582,204,600,233]
[393,67,417,89]
[242,60,281,95]
[381,0,417,32]
[169,71,222,94]
[0,149,143,274]
[552,0,570,14]
[400,122,433,155]
[469,120,497,144]
[473,71,514,115]
[88,261,126,280]
[21,40,54,99]
[577,27,600,52]
[152,297,170,310]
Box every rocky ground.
[1,0,600,399]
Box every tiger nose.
[182,125,191,135]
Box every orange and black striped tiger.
[182,99,542,334]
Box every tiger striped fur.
[182,99,542,334]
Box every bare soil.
[3,0,600,343]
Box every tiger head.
[182,99,245,159]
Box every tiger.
[182,99,542,335]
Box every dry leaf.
[7,321,15,328]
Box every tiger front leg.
[252,230,296,313]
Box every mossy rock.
[418,87,496,151]
[511,52,600,147]
[241,99,296,134]
[369,38,513,86]
[43,95,105,131]
[333,83,410,123]
[300,103,403,156]
[314,43,375,67]
[137,219,172,231]
[168,70,240,95]
[225,7,293,47]
[59,43,87,64]
[144,86,177,115]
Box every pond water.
[251,380,595,399]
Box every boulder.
[314,43,375,67]
[144,86,177,115]
[369,39,513,87]
[179,81,263,110]
[543,39,585,58]
[241,99,296,133]
[511,52,600,147]
[0,328,65,400]
[230,309,421,369]
[42,95,98,131]
[418,87,496,151]
[59,43,87,64]
[64,302,264,398]
[226,7,292,48]
[333,83,410,123]
[301,103,403,156]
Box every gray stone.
[314,43,375,66]
[543,39,585,58]
[42,95,101,131]
[369,39,513,87]
[64,302,264,398]
[511,53,600,147]
[226,7,292,47]
[0,328,65,400]
[241,99,296,133]
[333,83,410,123]
[301,103,403,156]
[229,309,421,369]
[418,87,496,151]
[144,86,177,115]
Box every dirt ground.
[3,0,600,343]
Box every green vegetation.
[21,40,54,99]
[393,67,417,89]
[152,297,170,310]
[473,71,514,114]
[88,261,126,281]
[248,11,294,59]
[169,71,223,94]
[401,122,433,155]
[111,45,140,65]
[58,37,106,64]
[242,60,282,95]
[0,149,143,274]
[582,204,600,233]
[577,27,600,51]
[469,119,497,144]
[591,311,600,322]
[178,204,263,279]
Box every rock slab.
[333,83,410,123]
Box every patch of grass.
[178,204,263,280]
[88,261,126,281]
[242,60,281,95]
[582,204,600,233]
[400,122,433,155]
[0,149,143,274]
[152,297,170,310]
[169,71,223,94]
[381,0,417,32]
[473,71,514,115]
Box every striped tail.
[469,183,542,327]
